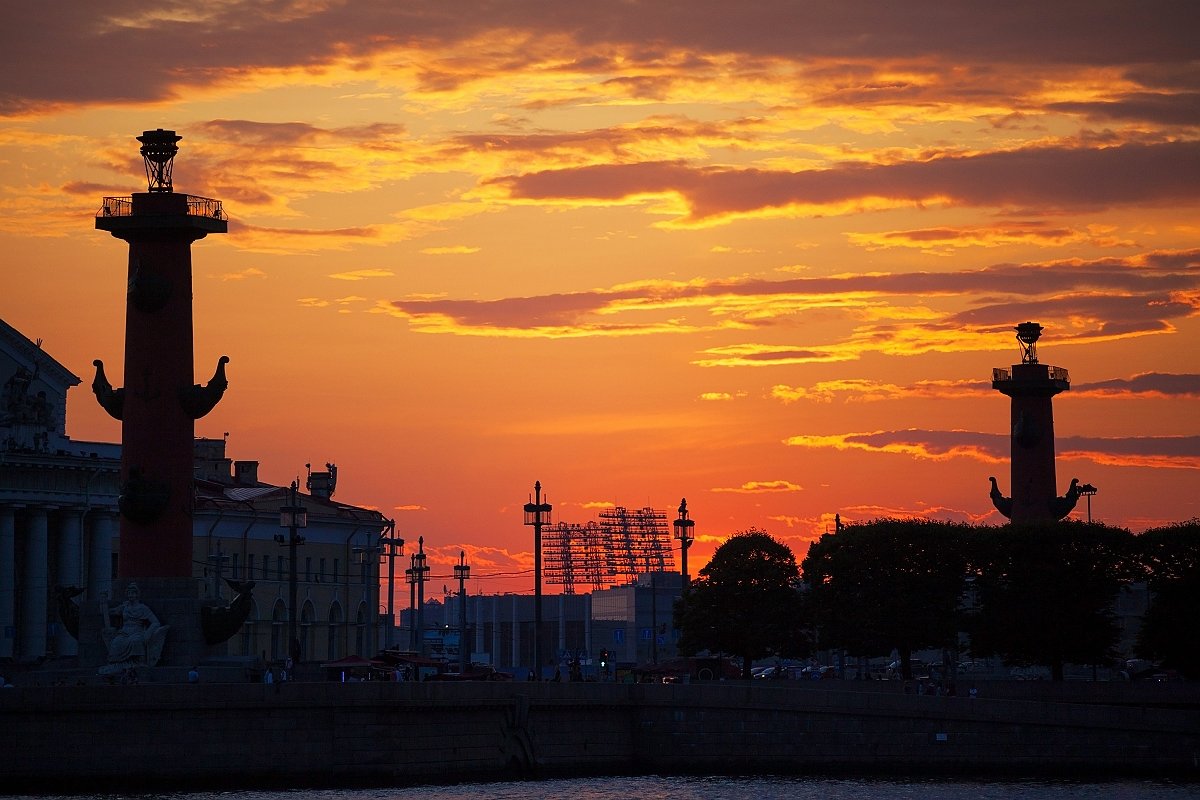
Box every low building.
[190,439,392,665]
[400,573,684,679]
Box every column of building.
[474,596,486,663]
[54,509,83,656]
[87,512,115,602]
[19,507,49,660]
[1,505,119,663]
[0,505,16,660]
[511,595,522,674]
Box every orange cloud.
[712,480,804,494]
[847,222,1135,253]
[771,379,992,404]
[371,250,1200,351]
[786,430,1200,470]
[493,141,1200,226]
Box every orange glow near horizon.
[3,2,1199,597]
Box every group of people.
[261,656,295,684]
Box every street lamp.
[454,550,471,674]
[1079,483,1098,522]
[276,480,307,664]
[404,563,417,651]
[673,498,695,590]
[523,481,552,680]
[406,536,429,654]
[379,527,404,650]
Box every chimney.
[234,460,259,485]
[306,462,337,499]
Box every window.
[248,553,256,579]
[231,553,240,579]
[320,558,327,581]
[333,559,339,582]
[305,556,312,582]
[277,555,284,581]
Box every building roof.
[0,317,80,389]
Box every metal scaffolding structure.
[542,506,677,593]
[542,521,608,594]
[599,506,674,579]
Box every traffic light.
[600,649,609,668]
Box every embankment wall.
[1,681,1196,790]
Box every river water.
[7,775,1198,800]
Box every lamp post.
[673,498,695,590]
[408,536,428,655]
[454,550,471,674]
[1079,483,1098,522]
[380,527,404,649]
[276,480,307,663]
[523,481,552,680]
[405,563,417,651]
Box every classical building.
[0,318,120,664]
[191,439,392,664]
[1,317,390,671]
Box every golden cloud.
[328,268,396,281]
[712,480,804,494]
[786,430,1200,470]
[420,246,481,255]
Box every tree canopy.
[1135,519,1200,679]
[674,529,808,679]
[800,518,972,680]
[965,521,1138,681]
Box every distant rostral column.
[92,129,229,579]
[989,322,1080,524]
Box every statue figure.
[99,583,169,674]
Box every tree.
[1135,519,1200,679]
[801,518,972,681]
[674,530,808,679]
[966,521,1137,681]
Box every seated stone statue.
[99,582,169,674]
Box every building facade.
[1,318,390,670]
[400,572,684,679]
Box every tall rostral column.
[989,322,1079,524]
[93,129,229,579]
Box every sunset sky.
[3,1,1198,596]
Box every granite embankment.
[2,680,1197,790]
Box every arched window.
[300,600,316,662]
[271,599,287,661]
[240,599,260,658]
[355,602,368,656]
[328,601,344,661]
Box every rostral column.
[989,322,1080,524]
[93,129,229,579]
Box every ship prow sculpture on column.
[989,322,1081,524]
[79,129,240,672]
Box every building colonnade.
[0,502,117,663]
